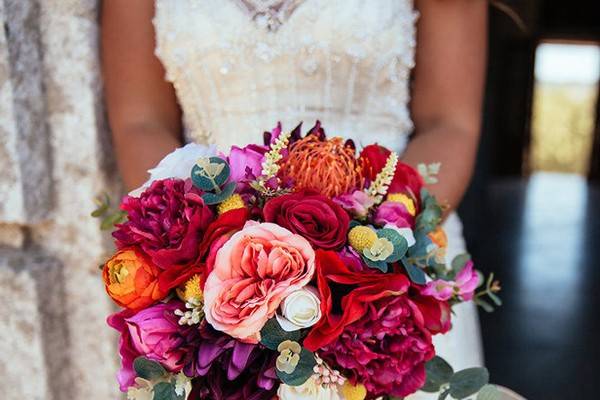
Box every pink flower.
[374,200,414,228]
[107,300,198,391]
[333,190,375,219]
[319,294,436,398]
[422,261,480,301]
[203,222,316,343]
[227,144,268,184]
[113,179,214,269]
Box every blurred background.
[0,1,597,399]
[460,1,600,398]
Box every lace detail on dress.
[233,0,306,31]
[153,0,418,151]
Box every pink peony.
[113,179,214,269]
[374,200,414,228]
[107,300,198,391]
[319,295,436,398]
[333,190,375,219]
[203,222,316,343]
[227,144,268,184]
[422,260,479,301]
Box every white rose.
[277,375,342,400]
[129,143,216,196]
[276,286,321,332]
[383,223,416,247]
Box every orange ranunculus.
[102,248,166,311]
[428,227,448,249]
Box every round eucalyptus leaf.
[260,318,302,350]
[133,357,167,381]
[201,181,237,205]
[191,157,230,191]
[449,367,490,399]
[421,356,454,393]
[153,382,184,400]
[378,228,409,263]
[476,384,503,400]
[402,258,427,285]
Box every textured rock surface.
[0,1,121,399]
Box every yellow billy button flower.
[387,192,416,216]
[276,340,302,374]
[348,226,378,253]
[216,193,245,215]
[340,381,367,400]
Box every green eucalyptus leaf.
[260,318,302,350]
[438,389,451,400]
[191,157,230,191]
[276,348,317,386]
[449,367,490,399]
[133,357,167,381]
[409,232,433,257]
[201,181,237,205]
[474,298,495,313]
[153,382,184,400]
[421,356,454,393]
[378,228,409,263]
[363,256,389,273]
[476,385,503,400]
[488,292,503,307]
[401,258,427,284]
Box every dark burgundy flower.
[263,191,350,250]
[186,323,277,400]
[113,179,214,269]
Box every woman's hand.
[101,0,183,190]
[406,0,488,213]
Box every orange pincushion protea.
[279,135,364,197]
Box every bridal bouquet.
[101,122,501,400]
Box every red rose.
[263,191,350,250]
[359,144,424,197]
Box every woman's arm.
[101,0,183,190]
[405,0,488,212]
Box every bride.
[101,1,487,398]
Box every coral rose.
[113,179,214,269]
[102,248,166,311]
[203,222,316,343]
[264,191,350,250]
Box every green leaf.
[260,318,302,350]
[364,257,389,273]
[421,356,454,393]
[402,258,427,284]
[191,157,230,191]
[477,385,503,400]
[415,189,442,235]
[201,181,237,205]
[153,382,184,400]
[378,228,409,263]
[100,211,127,230]
[487,291,503,307]
[91,203,109,218]
[133,357,167,381]
[474,298,495,313]
[276,348,317,386]
[449,367,490,399]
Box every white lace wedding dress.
[153,0,483,397]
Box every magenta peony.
[107,300,198,391]
[319,295,436,398]
[374,200,414,228]
[113,179,214,269]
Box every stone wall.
[0,1,121,399]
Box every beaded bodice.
[153,0,418,152]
